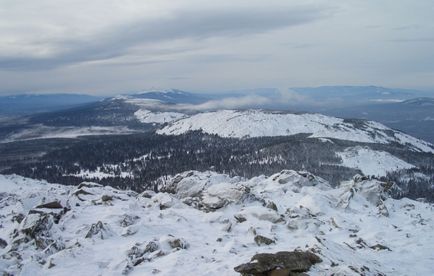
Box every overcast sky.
[0,0,434,95]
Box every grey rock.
[119,214,140,227]
[234,214,247,223]
[234,250,321,275]
[101,195,113,202]
[168,238,189,249]
[35,201,63,209]
[85,221,111,239]
[254,235,275,246]
[266,201,278,211]
[0,238,7,248]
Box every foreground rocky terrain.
[0,170,433,275]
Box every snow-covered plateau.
[1,171,433,275]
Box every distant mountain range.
[0,87,433,204]
[0,93,103,115]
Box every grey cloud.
[0,5,329,70]
[388,37,434,43]
[392,24,420,31]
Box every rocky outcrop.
[157,171,249,211]
[271,170,329,191]
[123,237,189,274]
[337,176,400,216]
[234,251,321,276]
[11,211,64,254]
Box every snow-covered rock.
[0,172,433,275]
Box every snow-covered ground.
[1,171,433,275]
[337,146,415,177]
[157,110,434,153]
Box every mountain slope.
[157,109,434,153]
[0,171,433,275]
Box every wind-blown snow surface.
[157,110,434,153]
[1,171,433,275]
[337,146,415,177]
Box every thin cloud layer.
[1,0,434,94]
[0,4,328,70]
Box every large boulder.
[271,170,329,191]
[158,171,249,211]
[234,251,321,276]
[11,211,64,253]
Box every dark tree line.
[1,131,433,201]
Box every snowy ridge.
[157,110,434,153]
[1,171,433,275]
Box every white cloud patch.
[175,95,272,111]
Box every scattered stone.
[254,235,275,246]
[0,238,7,248]
[35,201,63,209]
[85,221,111,239]
[370,244,391,251]
[72,189,94,197]
[121,225,139,237]
[140,191,155,198]
[11,213,25,224]
[286,221,298,231]
[14,212,64,252]
[120,214,140,227]
[123,241,162,274]
[222,222,232,232]
[77,182,103,189]
[168,238,189,250]
[234,214,247,223]
[234,250,321,275]
[145,241,160,253]
[101,195,113,202]
[266,201,278,211]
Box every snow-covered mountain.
[0,171,433,275]
[156,109,434,153]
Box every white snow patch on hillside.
[134,109,186,124]
[1,172,433,275]
[2,125,136,143]
[157,110,434,153]
[337,146,415,176]
[68,168,133,179]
